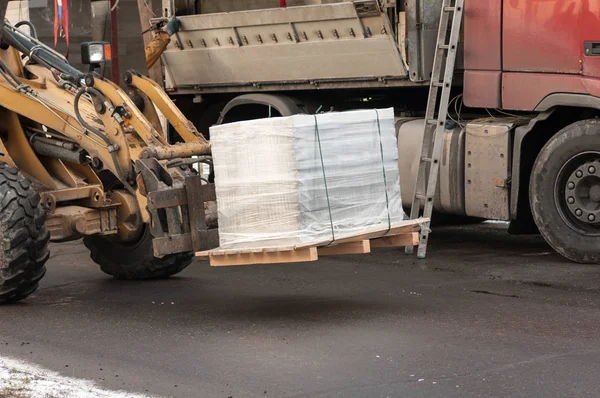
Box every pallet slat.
[209,247,318,267]
[318,240,370,256]
[370,232,419,248]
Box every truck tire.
[530,119,600,264]
[83,226,193,280]
[0,164,49,304]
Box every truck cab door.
[581,1,600,78]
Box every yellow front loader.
[0,15,219,303]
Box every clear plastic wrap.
[210,108,404,249]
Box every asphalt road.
[1,223,600,398]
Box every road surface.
[1,223,599,397]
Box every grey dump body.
[157,0,446,94]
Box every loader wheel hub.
[109,190,144,242]
[564,160,600,225]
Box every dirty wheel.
[83,225,193,280]
[0,164,50,304]
[530,119,600,264]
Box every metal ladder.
[406,0,464,259]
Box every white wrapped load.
[209,108,404,250]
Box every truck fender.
[216,94,306,125]
[509,103,599,231]
[510,110,555,221]
[535,93,600,112]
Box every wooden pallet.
[196,218,426,267]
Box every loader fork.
[136,158,219,257]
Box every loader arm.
[0,20,218,258]
[124,70,207,144]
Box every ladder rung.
[438,44,449,50]
[444,6,456,12]
[416,194,431,201]
[421,157,433,163]
[432,81,445,88]
[426,119,438,125]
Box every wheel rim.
[555,151,600,236]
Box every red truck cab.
[465,0,600,110]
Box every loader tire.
[83,226,193,280]
[530,119,600,264]
[0,164,49,304]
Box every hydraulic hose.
[73,87,111,139]
[0,68,17,88]
[0,58,23,87]
[14,21,37,39]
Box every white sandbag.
[210,108,404,249]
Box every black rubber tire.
[530,119,600,264]
[0,164,50,304]
[83,226,193,280]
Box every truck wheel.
[0,164,49,303]
[83,226,193,280]
[530,119,600,264]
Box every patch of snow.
[0,356,157,398]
